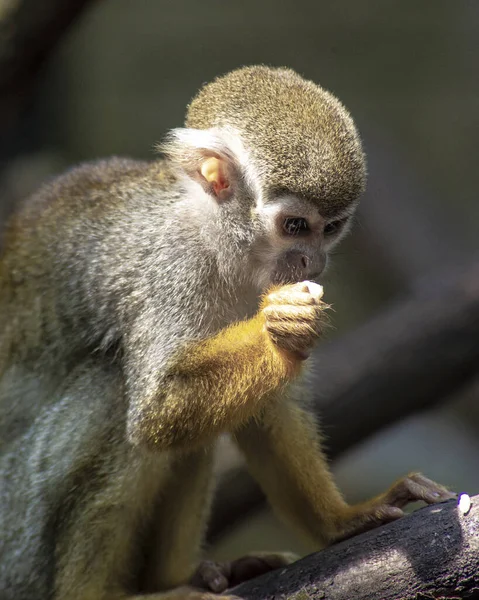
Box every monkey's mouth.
[271,270,307,286]
[272,265,324,286]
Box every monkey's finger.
[408,484,451,505]
[265,290,318,307]
[297,282,311,293]
[408,473,457,498]
[405,480,456,505]
[385,473,456,508]
[302,280,324,302]
[227,553,296,587]
[266,329,318,358]
[263,304,322,322]
[190,561,229,593]
[209,575,229,593]
[265,318,321,340]
[373,505,404,522]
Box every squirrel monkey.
[0,66,453,600]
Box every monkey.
[0,65,454,600]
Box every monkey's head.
[162,65,366,290]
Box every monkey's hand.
[335,472,456,542]
[262,281,326,360]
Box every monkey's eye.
[282,217,309,236]
[324,218,347,236]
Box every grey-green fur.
[187,66,366,216]
[0,66,367,599]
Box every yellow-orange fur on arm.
[234,398,348,547]
[234,397,456,546]
[128,310,303,450]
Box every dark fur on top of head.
[186,65,366,217]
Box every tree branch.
[231,496,479,600]
[310,260,479,456]
[209,260,479,541]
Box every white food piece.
[458,493,471,516]
[303,281,324,302]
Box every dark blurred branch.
[230,496,479,600]
[209,260,479,541]
[0,0,93,134]
[309,261,479,456]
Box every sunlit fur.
[186,65,366,217]
[127,307,301,450]
[0,66,451,600]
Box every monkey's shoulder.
[3,157,179,243]
[14,157,174,213]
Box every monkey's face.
[159,126,358,292]
[250,194,355,289]
[162,64,365,294]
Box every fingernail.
[212,577,226,592]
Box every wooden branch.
[209,260,479,542]
[230,496,479,600]
[0,0,93,133]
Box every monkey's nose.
[286,250,309,272]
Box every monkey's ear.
[199,156,230,197]
[158,128,242,201]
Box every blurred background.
[1,0,478,560]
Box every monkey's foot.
[189,552,299,593]
[336,472,456,541]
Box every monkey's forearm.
[127,314,302,450]
[234,400,349,546]
[234,400,456,546]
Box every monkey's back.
[0,157,167,442]
[0,157,190,598]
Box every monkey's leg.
[234,398,455,546]
[140,448,294,595]
[140,448,216,593]
[47,370,231,600]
